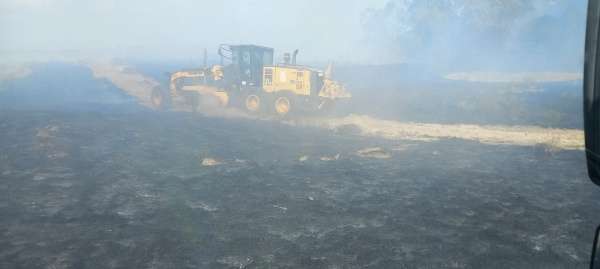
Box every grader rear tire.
[274,96,291,116]
[245,94,261,112]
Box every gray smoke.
[362,0,587,71]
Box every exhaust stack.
[292,49,299,65]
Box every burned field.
[0,63,596,268]
[0,0,591,267]
[0,109,597,269]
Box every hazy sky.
[0,0,387,63]
[0,0,588,70]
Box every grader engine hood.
[169,70,206,97]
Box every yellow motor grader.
[152,44,350,116]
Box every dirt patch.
[0,63,32,82]
[444,72,582,83]
[356,147,392,159]
[320,154,340,161]
[201,158,222,166]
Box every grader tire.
[245,94,261,113]
[274,96,291,116]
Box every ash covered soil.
[0,62,598,268]
[0,110,598,269]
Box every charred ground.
[0,63,596,268]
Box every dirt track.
[88,62,160,108]
[88,62,585,151]
[297,114,584,150]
